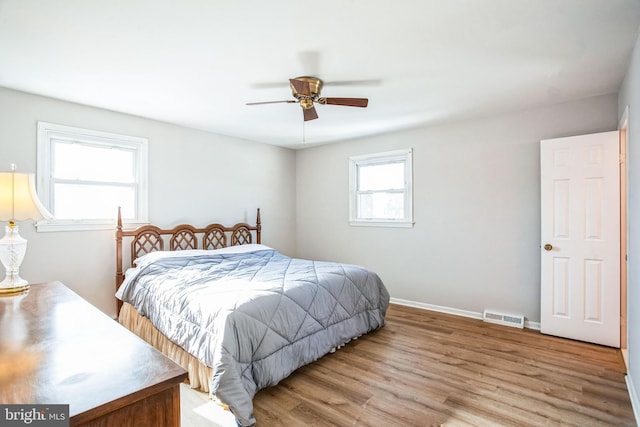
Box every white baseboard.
[627,374,640,425]
[389,297,541,330]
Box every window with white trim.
[349,149,413,227]
[36,122,148,232]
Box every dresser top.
[0,281,187,419]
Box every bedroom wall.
[0,87,296,317]
[619,27,640,419]
[295,93,618,325]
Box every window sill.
[36,220,149,232]
[349,220,414,228]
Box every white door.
[540,131,620,347]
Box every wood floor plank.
[253,304,634,426]
[183,303,636,426]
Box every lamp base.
[0,271,29,294]
[0,283,29,295]
[0,274,29,294]
[0,224,29,295]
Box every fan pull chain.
[302,121,306,144]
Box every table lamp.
[0,164,53,294]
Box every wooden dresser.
[0,281,188,427]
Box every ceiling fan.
[246,76,369,121]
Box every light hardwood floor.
[181,304,635,426]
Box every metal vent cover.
[483,310,525,329]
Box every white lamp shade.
[0,172,52,222]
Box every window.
[36,122,148,231]
[349,149,413,227]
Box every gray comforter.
[116,244,389,426]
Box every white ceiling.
[1,1,639,149]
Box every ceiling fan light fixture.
[299,98,314,110]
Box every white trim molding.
[36,121,149,232]
[626,374,640,425]
[349,148,414,228]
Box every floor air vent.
[483,310,525,329]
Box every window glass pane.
[54,183,135,220]
[357,192,405,219]
[37,122,148,231]
[53,140,135,183]
[358,162,404,191]
[349,149,412,227]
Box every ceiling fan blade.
[249,81,289,89]
[324,79,382,87]
[289,78,311,96]
[303,106,318,121]
[321,97,369,107]
[246,100,296,105]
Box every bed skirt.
[118,302,214,393]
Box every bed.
[114,209,390,427]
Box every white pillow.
[133,243,273,268]
[116,244,274,300]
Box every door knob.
[544,244,553,251]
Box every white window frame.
[36,122,149,232]
[349,148,414,228]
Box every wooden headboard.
[115,208,261,311]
